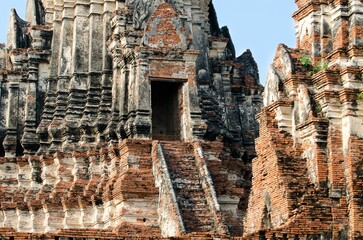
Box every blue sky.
[0,1,26,40]
[0,0,297,84]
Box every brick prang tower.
[0,0,262,238]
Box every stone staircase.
[160,142,216,233]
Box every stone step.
[179,198,208,204]
[172,182,202,189]
[183,218,215,227]
[167,158,197,164]
[160,142,216,233]
[180,207,213,215]
[184,223,214,233]
[170,171,200,179]
[177,196,207,202]
[169,169,200,176]
[179,204,210,211]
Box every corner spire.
[25,0,45,25]
[6,9,29,50]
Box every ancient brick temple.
[1,0,363,239]
[244,0,363,239]
[0,0,263,238]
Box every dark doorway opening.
[0,139,4,157]
[151,81,183,141]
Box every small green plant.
[358,92,363,100]
[310,60,329,75]
[316,60,328,71]
[299,55,312,67]
[299,55,329,76]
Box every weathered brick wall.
[244,0,363,238]
[346,137,363,238]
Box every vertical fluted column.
[348,0,363,54]
[22,54,40,154]
[310,8,324,61]
[184,52,206,140]
[125,60,137,137]
[106,17,124,144]
[107,17,123,142]
[331,3,349,54]
[106,67,121,142]
[132,53,152,139]
[320,7,332,58]
[109,13,128,141]
[62,0,90,151]
[117,65,129,140]
[190,0,208,49]
[37,77,57,154]
[96,1,114,147]
[3,76,20,157]
[80,0,103,148]
[97,71,113,146]
[37,1,62,155]
[48,0,75,153]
